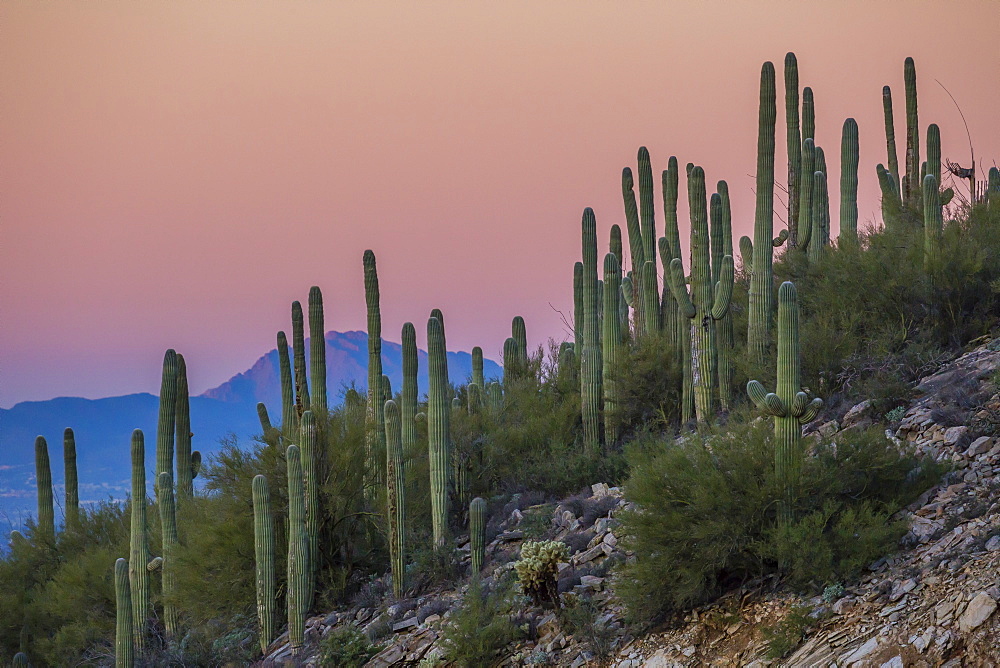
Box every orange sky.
[3,1,999,407]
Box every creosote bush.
[617,419,944,626]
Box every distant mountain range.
[0,331,501,526]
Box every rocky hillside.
[260,342,1000,667]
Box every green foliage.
[762,606,814,659]
[317,625,381,667]
[440,576,523,667]
[557,594,616,660]
[617,420,943,626]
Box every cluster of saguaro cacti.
[364,250,386,492]
[747,282,823,524]
[251,474,275,654]
[427,313,451,548]
[667,166,734,423]
[384,400,406,596]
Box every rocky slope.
[261,342,1000,667]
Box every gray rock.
[880,656,904,668]
[841,635,878,664]
[392,617,418,632]
[958,591,997,632]
[843,400,871,427]
[966,436,993,457]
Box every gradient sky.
[3,1,999,408]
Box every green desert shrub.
[440,575,523,667]
[617,419,943,626]
[317,625,381,667]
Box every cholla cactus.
[514,540,569,607]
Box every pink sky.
[3,1,999,407]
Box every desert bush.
[440,575,523,667]
[317,625,381,667]
[617,419,943,626]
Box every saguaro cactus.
[385,400,406,597]
[988,167,1000,206]
[34,436,54,537]
[603,253,623,444]
[712,183,736,410]
[796,139,817,250]
[299,411,319,608]
[802,86,815,142]
[926,123,941,192]
[472,346,485,389]
[748,61,777,363]
[747,282,823,524]
[114,558,133,668]
[840,118,860,242]
[903,57,920,206]
[155,350,178,491]
[638,147,658,300]
[609,224,623,267]
[877,163,903,231]
[257,403,279,447]
[364,250,385,490]
[427,316,451,549]
[285,445,308,655]
[278,331,297,437]
[308,286,328,412]
[175,354,194,499]
[882,86,902,196]
[128,430,152,650]
[661,157,682,353]
[785,52,802,245]
[668,166,734,423]
[252,475,275,654]
[291,301,311,414]
[808,172,829,264]
[401,322,419,460]
[581,208,602,451]
[470,497,486,574]
[573,262,584,353]
[622,167,645,333]
[512,316,528,371]
[503,337,520,385]
[63,428,79,530]
[12,654,29,668]
[157,472,179,640]
[923,174,942,271]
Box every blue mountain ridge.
[0,331,501,526]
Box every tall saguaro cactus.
[926,123,941,191]
[882,86,902,196]
[128,430,152,650]
[155,350,178,492]
[573,262,584,353]
[401,322,419,460]
[157,472,179,640]
[638,147,658,300]
[808,172,829,263]
[797,139,817,250]
[252,474,275,655]
[470,497,486,574]
[363,250,385,491]
[114,558,133,668]
[748,61,777,363]
[580,208,602,451]
[285,445,308,656]
[747,282,823,524]
[512,316,528,370]
[472,346,485,389]
[175,354,194,499]
[903,57,920,206]
[668,166,734,423]
[712,183,736,410]
[602,253,623,444]
[299,411,319,608]
[278,332,297,437]
[384,400,406,597]
[660,157,682,350]
[63,428,79,530]
[785,52,802,245]
[622,168,645,333]
[427,315,451,549]
[308,286,328,412]
[923,174,942,271]
[840,118,860,242]
[291,301,310,414]
[34,436,54,537]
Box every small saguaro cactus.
[157,472,179,640]
[286,445,309,656]
[114,557,134,668]
[747,282,823,525]
[385,400,406,597]
[63,428,79,531]
[877,163,903,231]
[602,253,623,444]
[503,337,520,386]
[34,436,54,537]
[427,315,451,549]
[668,166,735,423]
[785,52,802,244]
[364,250,386,490]
[472,346,485,389]
[923,174,943,271]
[155,350,178,492]
[175,353,195,499]
[128,430,153,650]
[748,61,778,363]
[840,118,860,243]
[277,331,298,437]
[252,474,275,655]
[299,411,319,608]
[512,316,528,371]
[308,286,328,412]
[401,322,419,460]
[291,300,311,415]
[470,497,487,574]
[580,208,602,451]
[13,652,30,667]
